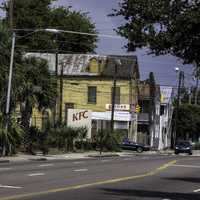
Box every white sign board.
[67,109,92,138]
[106,104,130,111]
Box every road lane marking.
[73,161,85,164]
[0,185,22,189]
[101,159,110,162]
[123,158,131,161]
[194,189,200,193]
[172,164,200,168]
[141,157,148,160]
[0,168,12,171]
[73,169,88,172]
[0,160,176,200]
[38,164,54,167]
[28,173,45,177]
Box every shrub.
[193,142,200,150]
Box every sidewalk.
[0,151,121,163]
[1,150,200,163]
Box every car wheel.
[175,151,179,155]
[189,152,193,155]
[137,147,143,153]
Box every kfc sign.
[68,109,92,138]
[73,111,89,121]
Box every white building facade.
[158,86,174,150]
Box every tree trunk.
[21,101,33,152]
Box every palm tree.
[17,56,56,151]
[0,112,23,156]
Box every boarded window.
[111,87,120,104]
[88,86,97,104]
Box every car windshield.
[177,142,190,146]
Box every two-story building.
[137,80,161,148]
[28,53,140,140]
[159,86,174,149]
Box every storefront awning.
[92,111,133,122]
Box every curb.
[28,158,47,161]
[0,160,10,163]
[88,154,119,158]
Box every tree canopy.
[111,0,200,65]
[2,0,98,53]
[175,104,200,141]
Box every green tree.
[174,104,200,141]
[3,0,98,53]
[0,112,23,156]
[18,56,56,132]
[111,0,200,65]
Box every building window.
[111,87,120,104]
[138,100,149,113]
[65,103,74,124]
[160,105,165,115]
[88,86,97,104]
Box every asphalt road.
[0,154,199,200]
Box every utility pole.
[59,64,64,124]
[53,33,59,127]
[174,70,184,146]
[110,63,117,133]
[193,62,199,105]
[189,87,192,104]
[194,77,199,105]
[9,0,14,30]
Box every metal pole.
[53,34,58,127]
[194,77,199,105]
[9,0,14,30]
[110,64,117,133]
[6,32,16,117]
[59,64,63,123]
[174,71,183,146]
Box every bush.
[193,142,200,150]
[75,140,93,150]
[94,129,122,154]
[23,126,48,155]
[47,125,87,152]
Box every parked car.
[175,141,193,155]
[120,138,150,153]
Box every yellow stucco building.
[30,54,140,140]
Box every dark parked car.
[175,141,193,155]
[120,139,150,153]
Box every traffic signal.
[135,104,141,113]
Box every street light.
[6,28,122,124]
[6,29,56,121]
[174,67,184,147]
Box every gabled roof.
[25,53,140,80]
[102,55,139,79]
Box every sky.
[0,0,194,87]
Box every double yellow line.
[0,160,176,200]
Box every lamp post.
[6,29,61,125]
[174,67,184,147]
[5,32,16,120]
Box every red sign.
[72,111,89,122]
